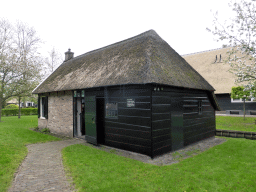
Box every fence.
[216,129,256,140]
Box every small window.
[106,102,118,118]
[198,101,202,115]
[39,96,48,119]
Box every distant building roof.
[183,47,243,94]
[33,30,215,94]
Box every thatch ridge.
[33,30,215,94]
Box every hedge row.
[2,108,38,116]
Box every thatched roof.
[33,30,215,94]
[183,47,243,94]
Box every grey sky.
[1,0,233,59]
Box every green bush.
[41,128,50,133]
[5,104,19,109]
[1,108,38,116]
[1,109,19,116]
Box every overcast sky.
[1,0,234,60]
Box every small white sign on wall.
[127,98,135,107]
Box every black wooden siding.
[104,85,152,156]
[152,92,172,157]
[216,93,256,111]
[183,92,215,146]
[79,84,216,158]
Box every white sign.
[127,98,135,107]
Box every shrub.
[2,108,38,116]
[5,104,19,109]
[41,128,50,133]
[2,109,19,116]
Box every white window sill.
[231,99,255,103]
[231,101,255,103]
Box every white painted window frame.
[40,96,46,119]
[231,97,255,103]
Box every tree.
[0,18,43,121]
[231,86,256,120]
[207,0,256,95]
[43,47,62,78]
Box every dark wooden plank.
[183,117,215,127]
[152,105,171,113]
[152,134,171,143]
[118,108,151,117]
[184,130,215,146]
[152,128,171,137]
[184,126,215,138]
[105,133,151,147]
[152,113,170,121]
[118,116,151,127]
[152,139,172,149]
[105,127,151,139]
[152,96,171,104]
[105,140,151,156]
[152,120,171,130]
[105,121,151,132]
[152,144,172,158]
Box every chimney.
[64,48,74,62]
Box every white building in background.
[6,98,36,108]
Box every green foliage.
[2,108,19,116]
[41,128,50,133]
[1,108,38,116]
[0,116,60,192]
[5,104,19,109]
[231,86,255,100]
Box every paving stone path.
[8,139,84,192]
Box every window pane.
[106,103,118,118]
[42,97,45,117]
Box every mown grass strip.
[62,137,256,192]
[0,116,60,192]
[216,116,256,132]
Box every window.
[105,102,118,118]
[38,96,48,119]
[198,100,202,115]
[27,102,33,107]
[231,98,255,103]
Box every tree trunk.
[18,96,21,119]
[244,99,246,121]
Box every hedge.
[2,108,38,116]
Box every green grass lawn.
[216,116,256,132]
[0,115,60,192]
[1,115,256,191]
[62,116,256,192]
[62,137,256,192]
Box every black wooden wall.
[79,84,216,158]
[152,90,171,157]
[104,85,152,156]
[183,91,215,146]
[216,93,256,111]
[152,88,184,157]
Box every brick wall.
[38,91,73,137]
